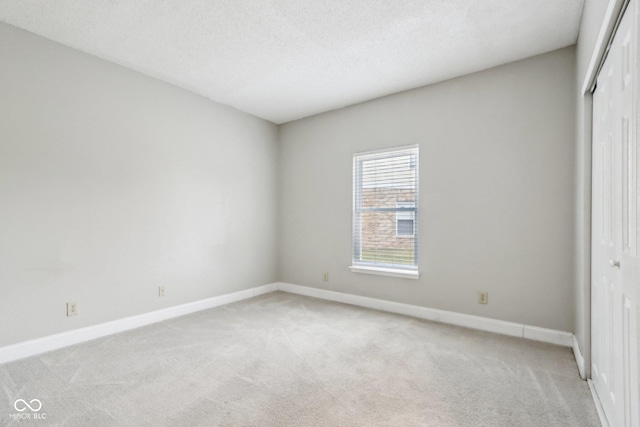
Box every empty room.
[0,0,638,426]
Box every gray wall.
[279,47,577,332]
[0,23,279,347]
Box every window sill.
[349,265,420,279]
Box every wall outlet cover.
[67,302,78,316]
[478,292,488,304]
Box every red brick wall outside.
[360,188,415,262]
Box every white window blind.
[352,145,419,271]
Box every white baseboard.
[276,282,574,347]
[572,334,587,379]
[0,281,577,366]
[0,283,278,365]
[588,379,610,427]
[523,325,574,347]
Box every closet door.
[592,2,639,426]
[592,37,621,426]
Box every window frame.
[350,144,419,279]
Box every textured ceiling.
[0,0,584,124]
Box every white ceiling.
[0,1,584,124]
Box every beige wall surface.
[0,23,279,347]
[279,47,577,332]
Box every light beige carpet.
[0,291,599,426]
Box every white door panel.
[592,2,639,426]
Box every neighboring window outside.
[396,202,415,237]
[351,145,419,274]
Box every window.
[350,145,419,278]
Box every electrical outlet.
[159,286,165,297]
[67,301,78,316]
[478,292,488,304]
[322,272,329,282]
